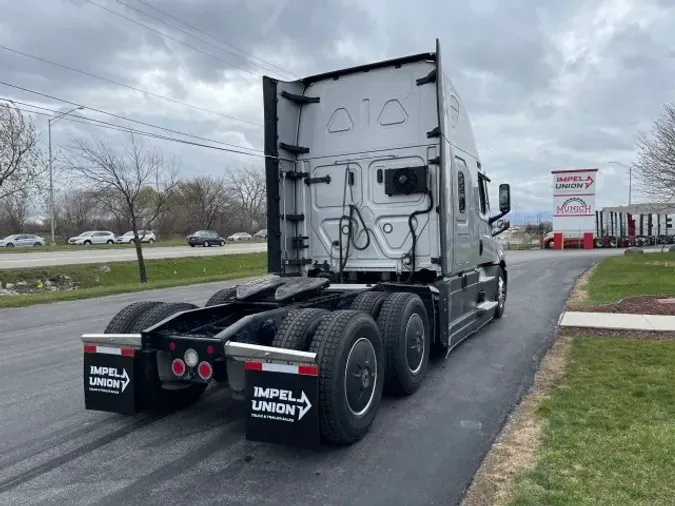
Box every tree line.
[0,102,267,243]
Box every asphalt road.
[0,242,268,269]
[0,249,628,505]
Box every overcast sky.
[1,0,674,218]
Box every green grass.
[0,252,266,308]
[508,336,675,506]
[585,252,675,304]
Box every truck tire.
[103,300,164,333]
[494,267,507,319]
[594,238,604,248]
[271,308,330,351]
[350,291,389,319]
[309,310,384,445]
[205,286,237,307]
[377,292,431,396]
[128,302,199,333]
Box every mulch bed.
[571,295,675,316]
[561,326,675,340]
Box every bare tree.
[178,175,233,230]
[53,188,100,241]
[0,190,30,233]
[226,166,266,232]
[633,103,675,204]
[0,102,45,200]
[66,132,179,282]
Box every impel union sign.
[552,168,598,235]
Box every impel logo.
[251,386,312,423]
[555,174,594,190]
[556,197,592,216]
[88,365,130,395]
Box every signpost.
[551,168,599,249]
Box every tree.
[226,167,266,232]
[66,132,179,282]
[0,102,45,200]
[633,103,675,203]
[177,175,233,231]
[0,190,30,233]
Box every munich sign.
[556,197,592,216]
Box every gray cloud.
[0,0,673,215]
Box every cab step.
[476,301,498,314]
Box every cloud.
[0,0,673,218]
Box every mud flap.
[243,362,320,448]
[83,344,138,415]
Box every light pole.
[609,161,632,206]
[48,106,83,247]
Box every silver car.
[68,230,116,245]
[0,234,46,248]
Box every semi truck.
[81,39,513,448]
[541,210,674,248]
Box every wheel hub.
[344,337,377,417]
[405,314,425,374]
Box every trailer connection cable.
[405,190,434,282]
[337,165,372,281]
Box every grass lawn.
[584,252,675,304]
[508,335,675,506]
[0,252,266,308]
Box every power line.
[135,0,298,78]
[0,45,262,128]
[2,98,266,159]
[120,0,297,79]
[0,80,263,154]
[86,0,264,79]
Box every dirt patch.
[560,326,675,341]
[460,332,573,506]
[573,295,675,316]
[564,261,599,309]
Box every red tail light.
[171,358,186,377]
[197,361,212,381]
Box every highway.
[0,249,639,505]
[0,242,268,269]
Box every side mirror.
[499,183,511,214]
[488,183,512,225]
[492,219,510,236]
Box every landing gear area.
[82,274,506,448]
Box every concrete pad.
[559,311,658,331]
[643,314,675,331]
[657,298,675,304]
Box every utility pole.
[48,106,84,247]
[609,161,632,206]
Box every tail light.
[171,358,186,377]
[197,361,213,381]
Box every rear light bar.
[244,361,318,376]
[83,344,135,357]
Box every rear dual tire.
[103,301,207,412]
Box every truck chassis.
[83,270,506,448]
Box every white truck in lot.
[81,39,513,448]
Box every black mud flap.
[244,362,320,448]
[83,345,138,415]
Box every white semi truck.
[81,39,513,448]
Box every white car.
[68,230,116,245]
[115,230,156,244]
[227,232,253,241]
[0,234,46,248]
[253,229,267,240]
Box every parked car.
[253,229,267,240]
[227,232,253,241]
[68,230,116,245]
[115,230,156,244]
[0,234,46,248]
[186,230,226,247]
